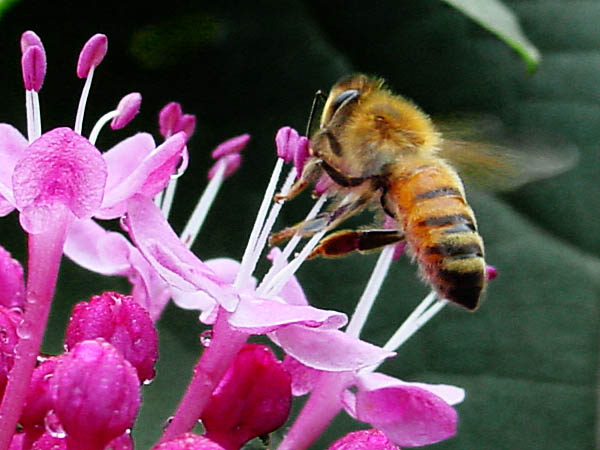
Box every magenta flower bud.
[158,102,183,138]
[207,153,242,181]
[0,306,21,398]
[66,292,158,383]
[201,344,292,450]
[275,126,299,162]
[50,340,141,449]
[327,429,397,450]
[20,30,44,53]
[30,433,66,450]
[20,356,61,430]
[110,93,142,130]
[486,265,498,281]
[106,432,134,450]
[77,34,108,78]
[294,136,310,176]
[21,45,46,92]
[211,134,251,159]
[153,433,226,450]
[0,245,25,309]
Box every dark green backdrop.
[0,1,597,449]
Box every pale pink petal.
[273,325,394,372]
[356,372,465,406]
[125,195,230,305]
[12,127,107,233]
[228,293,346,334]
[355,385,458,447]
[98,132,186,219]
[0,124,29,208]
[281,356,322,396]
[327,429,397,450]
[64,219,131,275]
[102,133,156,193]
[127,248,172,320]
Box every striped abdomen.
[388,163,486,310]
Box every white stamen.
[345,245,395,338]
[160,176,178,219]
[263,229,327,297]
[74,65,95,135]
[180,162,226,249]
[25,90,42,143]
[258,193,328,294]
[89,110,118,145]
[153,191,164,209]
[234,157,285,288]
[382,292,446,353]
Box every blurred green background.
[0,1,597,449]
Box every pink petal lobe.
[228,293,347,334]
[273,325,394,372]
[77,34,108,78]
[98,132,186,219]
[125,195,229,303]
[12,127,107,233]
[0,124,29,209]
[281,356,322,396]
[355,385,458,447]
[64,219,131,274]
[357,372,465,406]
[0,245,25,309]
[327,429,397,450]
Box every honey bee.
[270,74,574,310]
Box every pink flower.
[66,292,159,383]
[0,245,25,309]
[50,340,141,450]
[327,429,397,450]
[201,344,292,450]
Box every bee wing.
[436,117,579,191]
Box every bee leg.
[274,158,323,203]
[269,193,370,246]
[308,229,405,259]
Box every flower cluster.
[0,30,490,450]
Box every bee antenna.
[305,90,327,138]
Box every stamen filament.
[345,245,395,338]
[234,158,284,288]
[258,193,328,294]
[382,292,446,354]
[25,90,42,143]
[89,110,118,145]
[160,177,178,219]
[74,65,95,135]
[263,229,327,297]
[180,162,226,248]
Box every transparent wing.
[436,116,579,191]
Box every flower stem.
[0,213,70,449]
[277,371,352,450]
[159,308,249,443]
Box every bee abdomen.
[389,164,486,309]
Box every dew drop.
[199,330,213,347]
[142,377,154,386]
[16,321,32,340]
[119,215,130,232]
[44,410,66,438]
[162,416,174,430]
[0,328,9,344]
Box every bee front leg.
[274,158,323,203]
[269,193,371,246]
[308,229,405,259]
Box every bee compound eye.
[331,89,359,113]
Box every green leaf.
[442,0,541,72]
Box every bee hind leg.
[308,229,405,259]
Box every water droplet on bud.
[44,410,66,438]
[199,330,213,347]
